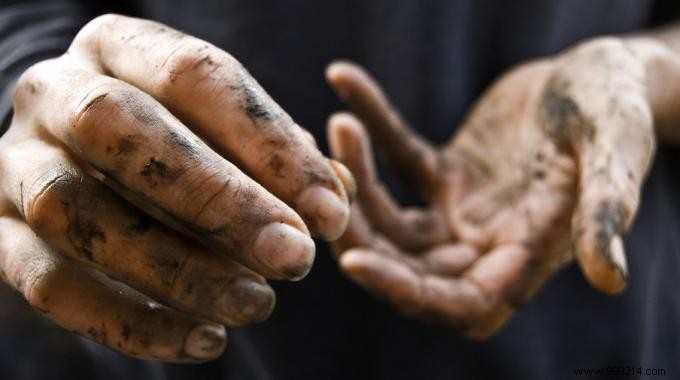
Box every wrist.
[625,36,680,142]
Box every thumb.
[543,39,657,295]
[572,99,654,295]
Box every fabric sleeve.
[0,1,91,135]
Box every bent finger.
[0,215,225,362]
[0,137,274,326]
[328,112,449,251]
[69,14,350,240]
[326,61,439,196]
[339,248,492,331]
[13,58,314,281]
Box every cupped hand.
[0,14,352,362]
[326,36,679,338]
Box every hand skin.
[0,14,354,362]
[326,27,680,338]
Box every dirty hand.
[327,36,680,338]
[0,15,352,361]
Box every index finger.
[325,60,440,197]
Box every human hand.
[0,14,352,362]
[326,36,680,338]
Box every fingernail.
[222,276,275,324]
[184,324,226,360]
[253,222,316,280]
[329,160,357,203]
[609,235,628,281]
[297,185,350,240]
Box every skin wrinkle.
[191,177,233,224]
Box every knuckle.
[157,40,234,96]
[578,36,623,55]
[25,167,79,231]
[185,172,241,224]
[24,262,64,313]
[73,13,124,47]
[70,85,127,145]
[12,59,55,114]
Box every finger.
[452,244,540,339]
[339,248,492,330]
[0,216,225,362]
[421,243,480,276]
[326,61,439,195]
[13,58,315,281]
[68,14,350,240]
[328,112,450,251]
[0,137,274,326]
[339,243,538,338]
[543,47,655,294]
[331,203,375,257]
[329,159,357,204]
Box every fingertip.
[573,199,631,295]
[329,159,357,203]
[575,233,628,295]
[328,113,365,155]
[328,112,366,137]
[296,185,350,241]
[325,60,361,85]
[338,249,369,271]
[253,222,316,281]
[221,276,276,325]
[184,324,227,361]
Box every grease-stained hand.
[326,36,680,338]
[0,15,353,362]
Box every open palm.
[326,37,660,338]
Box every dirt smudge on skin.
[235,66,280,123]
[121,323,132,341]
[533,169,546,180]
[167,130,200,156]
[140,157,180,187]
[127,215,152,235]
[140,157,168,177]
[268,154,285,178]
[593,201,626,253]
[116,136,140,156]
[540,79,596,150]
[62,199,107,262]
[87,324,108,345]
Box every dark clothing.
[0,1,679,379]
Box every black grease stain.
[121,323,132,341]
[533,169,546,180]
[127,215,152,235]
[116,136,140,156]
[62,200,107,262]
[237,68,278,122]
[87,325,108,344]
[268,154,285,178]
[540,80,596,150]
[184,282,194,295]
[140,157,178,187]
[138,336,152,349]
[19,181,25,217]
[535,151,544,162]
[144,252,184,286]
[167,130,199,156]
[592,201,627,258]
